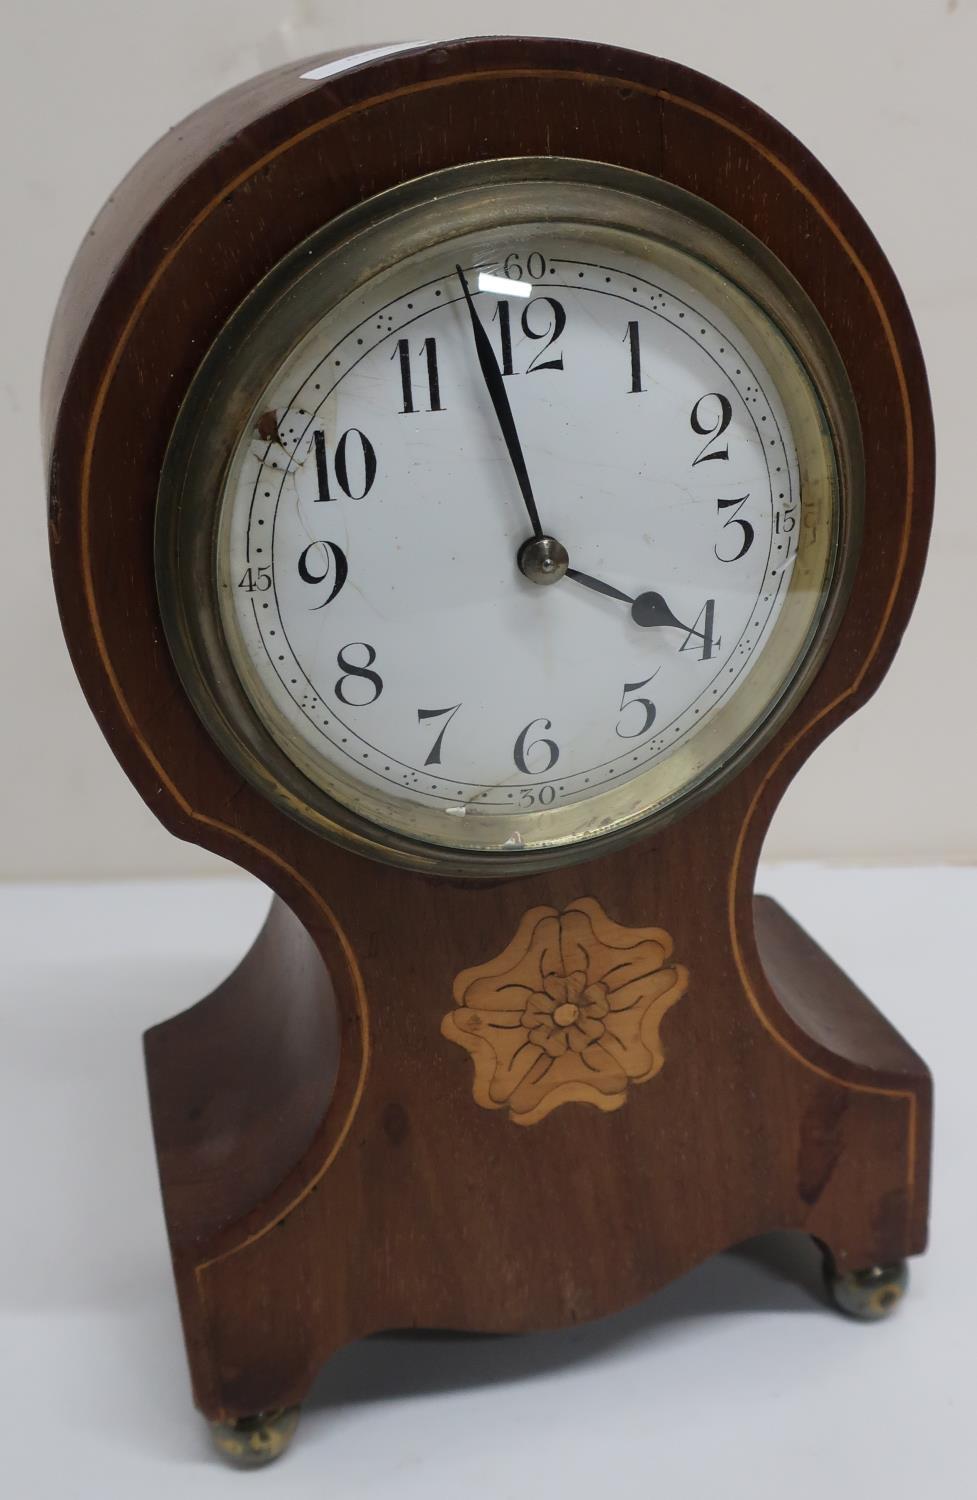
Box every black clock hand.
[455,264,544,541]
[565,568,703,638]
[630,591,700,634]
[565,568,633,605]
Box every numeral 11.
[394,337,444,413]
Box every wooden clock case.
[43,36,934,1451]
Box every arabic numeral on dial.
[334,642,383,706]
[493,296,566,375]
[513,717,559,774]
[394,337,444,413]
[417,704,460,766]
[297,540,348,608]
[623,320,645,393]
[237,565,271,592]
[492,300,515,376]
[690,394,732,464]
[616,673,659,738]
[523,297,566,372]
[679,599,721,662]
[715,494,755,561]
[775,507,797,534]
[502,251,548,281]
[314,427,377,501]
[519,784,556,808]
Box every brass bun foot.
[208,1406,301,1467]
[824,1259,909,1321]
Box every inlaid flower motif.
[442,897,689,1126]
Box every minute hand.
[565,568,705,639]
[455,264,544,540]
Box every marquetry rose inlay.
[442,897,689,1126]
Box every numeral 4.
[679,599,721,661]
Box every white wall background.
[2,0,972,880]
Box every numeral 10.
[314,428,377,502]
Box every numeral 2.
[690,394,732,464]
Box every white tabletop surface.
[1,864,973,1497]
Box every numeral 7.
[418,704,461,766]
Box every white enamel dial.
[199,177,841,861]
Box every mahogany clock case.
[42,37,934,1427]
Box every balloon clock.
[44,38,934,1465]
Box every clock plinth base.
[143,890,930,1438]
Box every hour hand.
[565,568,633,606]
[565,568,701,639]
[629,590,694,634]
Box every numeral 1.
[394,337,444,413]
[624,320,645,393]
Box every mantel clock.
[43,37,934,1466]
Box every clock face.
[160,164,850,867]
